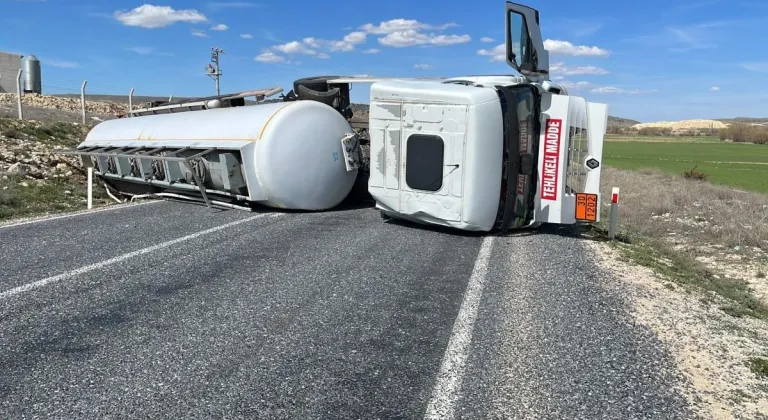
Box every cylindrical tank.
[22,55,41,94]
[80,100,358,210]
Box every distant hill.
[717,117,768,125]
[607,116,640,128]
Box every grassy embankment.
[593,133,768,322]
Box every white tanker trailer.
[63,1,608,233]
[72,99,361,210]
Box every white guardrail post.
[608,187,620,239]
[16,69,23,120]
[128,88,134,117]
[87,167,93,210]
[80,80,87,124]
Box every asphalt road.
[0,200,694,419]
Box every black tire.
[293,76,340,94]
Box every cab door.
[399,103,467,222]
[505,2,549,81]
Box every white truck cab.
[366,1,608,232]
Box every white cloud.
[317,53,331,59]
[414,64,432,69]
[478,40,608,62]
[710,86,720,91]
[125,46,155,55]
[550,61,609,75]
[113,4,207,28]
[477,43,505,62]
[255,51,286,63]
[480,37,495,43]
[207,1,260,9]
[379,30,470,47]
[210,23,228,31]
[590,86,657,94]
[544,39,610,57]
[742,61,768,72]
[45,59,79,68]
[192,30,209,37]
[363,48,381,54]
[330,41,355,52]
[328,32,367,52]
[240,33,253,39]
[266,32,367,57]
[124,46,172,56]
[273,40,317,55]
[302,37,321,48]
[560,80,595,90]
[344,31,367,44]
[359,19,457,34]
[358,18,468,48]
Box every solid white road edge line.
[0,213,280,299]
[423,235,495,420]
[0,200,163,230]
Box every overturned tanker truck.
[63,2,608,233]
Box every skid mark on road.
[424,235,494,420]
[0,213,281,299]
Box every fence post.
[87,167,93,210]
[128,88,134,117]
[80,80,87,124]
[16,69,23,120]
[608,187,620,239]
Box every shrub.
[682,165,708,181]
[719,123,768,144]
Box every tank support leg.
[182,159,212,208]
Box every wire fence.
[0,69,177,124]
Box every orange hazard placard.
[575,193,598,222]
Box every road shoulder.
[587,239,768,419]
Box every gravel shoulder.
[588,239,768,419]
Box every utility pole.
[206,47,224,96]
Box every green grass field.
[605,134,721,143]
[603,140,768,194]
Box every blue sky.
[2,0,767,122]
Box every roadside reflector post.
[608,187,619,239]
[80,80,87,124]
[16,69,23,120]
[87,167,93,210]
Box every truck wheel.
[293,76,340,94]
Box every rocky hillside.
[0,117,110,220]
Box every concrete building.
[0,51,22,93]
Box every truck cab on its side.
[367,1,608,232]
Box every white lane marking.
[0,213,280,299]
[0,200,163,230]
[424,235,494,420]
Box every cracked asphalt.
[0,200,694,419]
